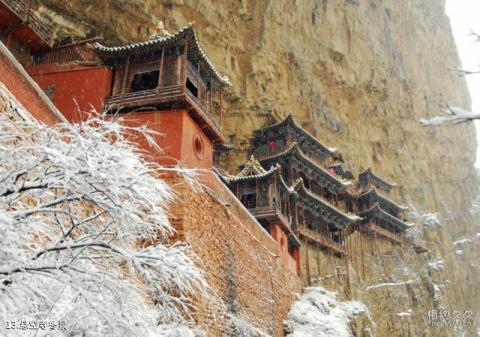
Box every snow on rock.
[397,310,413,318]
[365,279,416,291]
[419,106,480,126]
[426,257,445,272]
[408,206,442,228]
[284,287,372,337]
[228,314,270,337]
[453,233,480,249]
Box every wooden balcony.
[105,84,225,143]
[297,226,347,256]
[249,206,292,232]
[361,223,406,245]
[32,38,101,65]
[0,0,53,48]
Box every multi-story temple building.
[218,114,429,283]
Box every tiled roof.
[359,188,408,211]
[216,156,280,183]
[259,142,352,188]
[256,114,336,156]
[359,168,397,189]
[359,203,413,231]
[294,179,361,227]
[93,24,230,86]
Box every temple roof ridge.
[359,188,408,211]
[359,168,397,188]
[259,142,352,187]
[359,202,414,231]
[293,180,362,225]
[215,155,280,183]
[256,114,337,155]
[93,24,231,86]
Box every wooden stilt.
[305,238,311,285]
[359,225,366,280]
[156,48,165,93]
[121,57,130,96]
[316,242,322,282]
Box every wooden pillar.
[121,57,131,96]
[344,243,351,294]
[209,77,213,112]
[255,179,259,207]
[220,87,224,128]
[156,48,165,93]
[182,37,189,89]
[328,247,337,287]
[305,238,311,285]
[316,242,322,281]
[24,0,31,22]
[359,224,366,280]
[6,32,11,49]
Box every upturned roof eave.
[258,142,352,188]
[255,114,335,156]
[93,25,230,86]
[359,203,412,231]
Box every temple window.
[240,192,257,209]
[186,77,198,97]
[44,84,55,100]
[130,69,159,92]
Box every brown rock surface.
[30,0,480,335]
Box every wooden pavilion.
[93,23,230,144]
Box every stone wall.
[168,174,302,337]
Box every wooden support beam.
[156,47,165,93]
[305,238,311,285]
[182,37,189,88]
[220,87,224,129]
[121,57,130,96]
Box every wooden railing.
[105,85,183,108]
[32,38,101,65]
[297,226,347,255]
[249,206,291,229]
[1,0,54,45]
[363,223,406,245]
[185,88,221,130]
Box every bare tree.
[0,86,207,336]
[420,106,480,126]
[420,30,480,126]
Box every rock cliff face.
[32,0,480,336]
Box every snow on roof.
[93,24,230,86]
[359,188,408,211]
[359,168,397,189]
[359,203,413,231]
[294,180,362,224]
[259,142,352,188]
[217,156,280,183]
[256,114,336,157]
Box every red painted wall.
[0,43,64,126]
[26,63,214,170]
[117,109,213,170]
[27,64,112,122]
[270,223,299,275]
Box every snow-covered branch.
[0,87,209,336]
[419,106,480,126]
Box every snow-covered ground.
[284,287,372,337]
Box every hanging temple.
[0,4,429,283]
